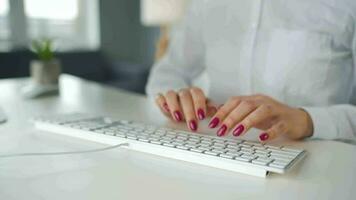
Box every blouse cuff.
[301,107,338,139]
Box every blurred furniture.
[0,50,109,81]
[0,75,356,200]
[0,50,149,94]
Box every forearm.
[303,104,356,140]
[146,56,192,97]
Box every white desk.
[0,75,355,200]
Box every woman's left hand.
[209,94,314,142]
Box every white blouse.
[146,0,356,140]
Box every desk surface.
[0,75,355,200]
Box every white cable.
[0,143,130,159]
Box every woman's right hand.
[155,87,217,132]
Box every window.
[0,0,9,16]
[0,0,100,51]
[0,0,10,50]
[24,0,78,20]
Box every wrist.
[298,108,314,138]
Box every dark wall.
[99,0,160,67]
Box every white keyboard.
[33,113,306,177]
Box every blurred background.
[0,0,189,94]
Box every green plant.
[30,39,55,62]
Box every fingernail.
[173,111,182,122]
[209,117,220,128]
[259,133,269,141]
[217,124,227,137]
[189,120,198,131]
[197,108,205,120]
[163,103,170,112]
[233,124,245,137]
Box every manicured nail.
[233,124,245,137]
[197,109,205,120]
[217,124,227,137]
[189,120,198,131]
[209,117,220,128]
[163,103,170,112]
[259,133,269,141]
[173,111,182,122]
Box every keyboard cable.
[0,143,130,159]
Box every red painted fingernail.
[197,109,205,120]
[217,124,227,137]
[259,133,269,141]
[209,117,220,128]
[173,111,182,122]
[189,120,198,131]
[233,124,245,136]
[163,103,170,112]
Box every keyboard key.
[160,139,171,143]
[241,154,257,160]
[255,149,271,154]
[269,162,289,169]
[212,149,226,154]
[219,154,235,159]
[138,138,150,142]
[163,143,175,147]
[198,146,211,151]
[204,151,219,156]
[253,157,273,166]
[265,145,281,150]
[188,138,200,143]
[150,141,162,145]
[176,145,189,150]
[213,143,226,148]
[240,149,254,154]
[177,136,188,141]
[254,152,269,157]
[183,143,197,148]
[199,143,212,147]
[240,144,252,148]
[252,160,269,166]
[190,148,204,153]
[235,156,251,162]
[281,147,303,153]
[269,152,295,159]
[127,136,137,140]
[105,131,116,136]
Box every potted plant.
[30,39,61,85]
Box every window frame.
[0,0,100,52]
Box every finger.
[259,121,288,143]
[232,104,274,137]
[217,100,258,137]
[190,87,207,120]
[179,89,198,131]
[208,97,242,129]
[155,93,170,113]
[165,90,183,122]
[206,99,218,117]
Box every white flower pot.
[30,59,61,85]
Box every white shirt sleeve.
[303,31,356,141]
[145,1,206,96]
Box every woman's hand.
[155,87,217,131]
[209,94,313,142]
